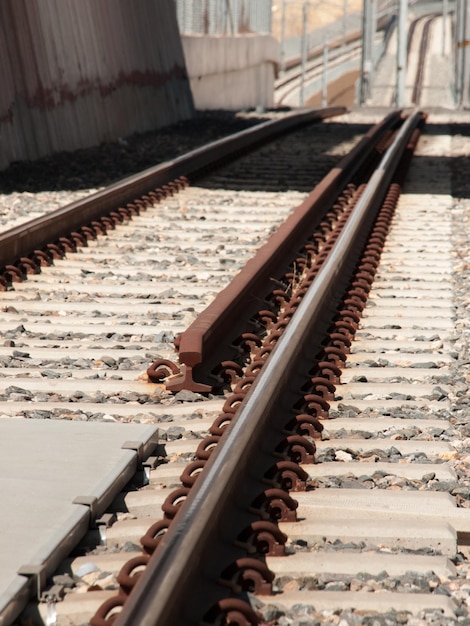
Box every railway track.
[88,109,469,626]
[369,9,451,109]
[0,107,355,625]
[1,107,469,626]
[274,4,396,109]
[408,13,439,106]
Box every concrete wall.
[182,34,279,110]
[176,0,272,36]
[0,0,194,170]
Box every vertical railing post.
[300,2,308,106]
[442,0,448,57]
[396,0,407,106]
[322,38,329,107]
[360,0,373,104]
[281,0,287,73]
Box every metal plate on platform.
[0,419,158,626]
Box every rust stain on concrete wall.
[0,0,194,169]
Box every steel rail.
[411,14,438,105]
[151,110,404,392]
[0,108,345,271]
[111,109,425,626]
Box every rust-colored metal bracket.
[236,520,288,557]
[219,557,275,595]
[201,598,261,626]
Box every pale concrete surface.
[367,14,454,108]
[266,550,457,577]
[261,590,458,616]
[304,461,456,481]
[181,34,279,110]
[315,438,453,454]
[322,417,450,431]
[340,367,451,381]
[34,589,115,625]
[280,518,456,555]
[337,381,450,398]
[0,420,158,626]
[293,489,470,535]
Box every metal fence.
[175,0,272,34]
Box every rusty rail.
[94,109,425,626]
[0,107,345,277]
[148,110,405,392]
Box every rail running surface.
[89,110,426,626]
